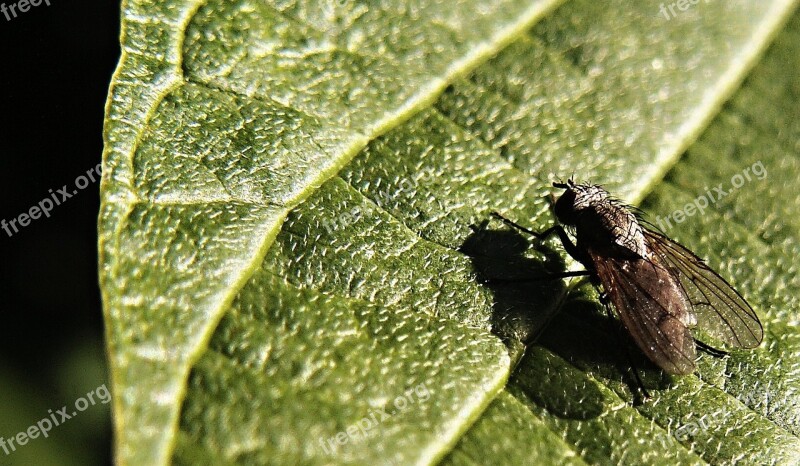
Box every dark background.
[0,1,121,464]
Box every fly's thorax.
[583,202,648,258]
[554,182,611,224]
[554,182,648,258]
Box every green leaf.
[100,0,800,464]
[445,5,800,466]
[101,0,564,464]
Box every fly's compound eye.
[553,188,577,225]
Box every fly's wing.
[643,229,763,348]
[591,253,697,375]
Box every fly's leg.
[478,270,591,285]
[490,211,548,238]
[490,211,591,266]
[468,215,590,284]
[695,339,728,358]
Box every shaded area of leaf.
[509,346,707,465]
[459,220,570,348]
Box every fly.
[491,179,763,389]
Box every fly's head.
[551,179,609,226]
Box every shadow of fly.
[492,179,763,396]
